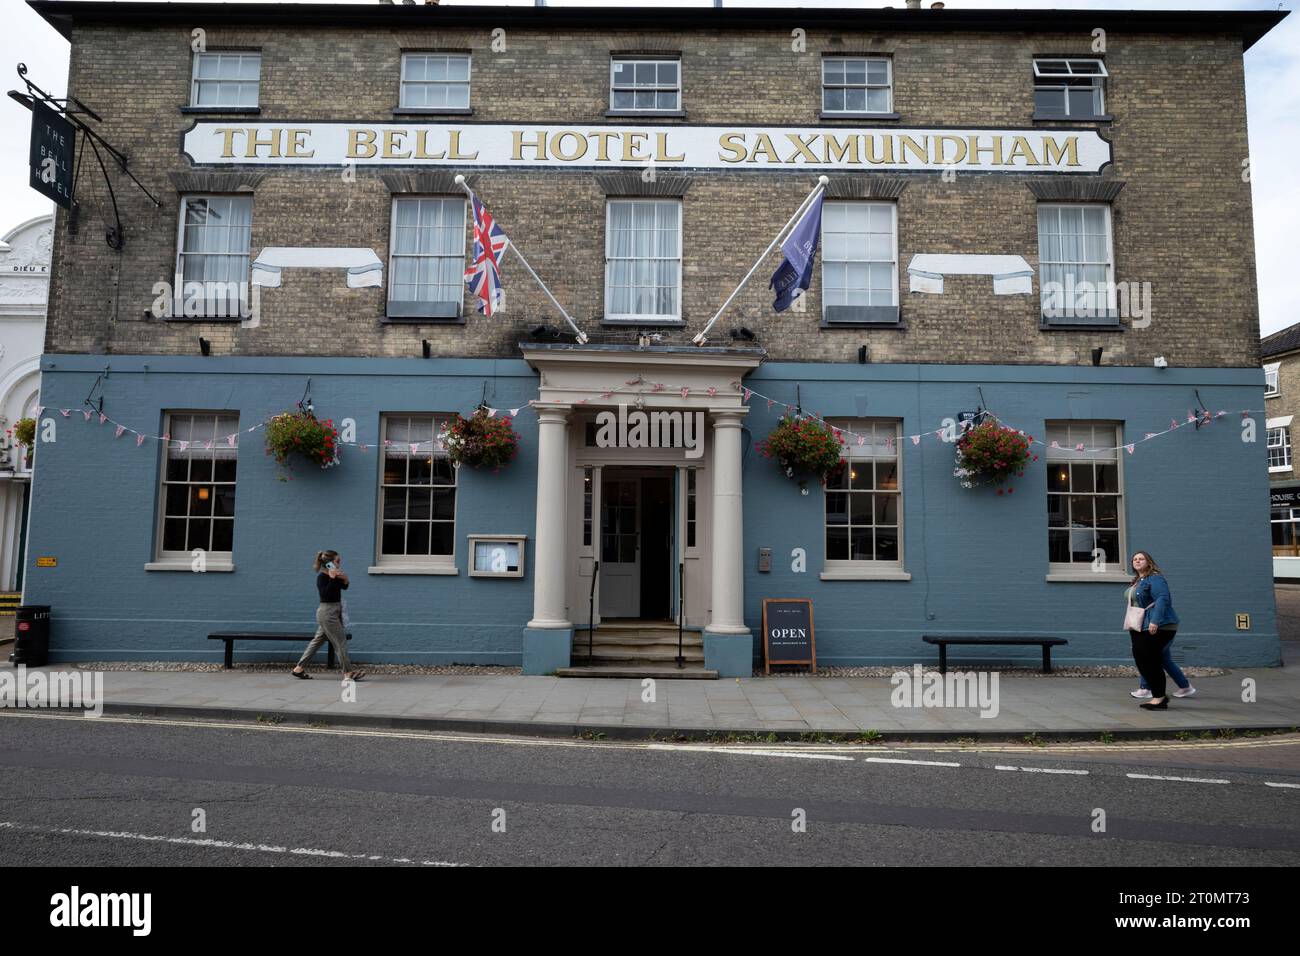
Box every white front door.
[600,477,640,617]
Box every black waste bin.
[10,605,50,666]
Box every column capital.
[710,408,749,427]
[532,403,572,424]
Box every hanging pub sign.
[762,598,816,675]
[29,100,75,209]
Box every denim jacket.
[1134,573,1180,629]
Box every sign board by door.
[29,101,75,209]
[762,598,816,675]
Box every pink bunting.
[114,425,125,438]
[1125,444,1135,454]
[178,440,189,452]
[136,434,145,447]
[359,444,368,453]
[856,435,865,447]
[680,387,690,398]
[409,443,419,455]
[59,409,70,418]
[1170,419,1179,430]
[911,435,921,446]
[99,414,107,425]
[707,387,717,398]
[652,383,665,392]
[486,408,497,417]
[82,409,92,421]
[1216,410,1227,418]
[226,434,237,447]
[1075,443,1085,451]
[767,399,774,410]
[625,377,641,386]
[384,439,393,447]
[204,439,213,451]
[509,409,519,417]
[1050,440,1060,449]
[1187,411,1196,423]
[1144,432,1157,440]
[601,392,613,399]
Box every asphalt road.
[0,710,1296,867]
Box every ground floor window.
[1272,505,1300,556]
[1046,421,1123,570]
[157,411,239,559]
[378,414,457,568]
[824,419,901,567]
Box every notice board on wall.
[761,598,816,675]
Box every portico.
[519,343,763,676]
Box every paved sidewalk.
[6,664,1299,739]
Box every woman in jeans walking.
[1126,551,1178,710]
[291,550,365,682]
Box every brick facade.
[42,7,1264,366]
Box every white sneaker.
[1130,688,1153,699]
[1173,686,1197,698]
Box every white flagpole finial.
[454,174,466,186]
[818,175,829,185]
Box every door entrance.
[599,470,675,620]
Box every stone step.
[572,633,703,648]
[573,646,706,663]
[557,662,718,680]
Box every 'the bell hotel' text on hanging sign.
[29,101,75,208]
[183,122,1111,173]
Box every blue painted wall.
[24,354,1280,668]
[26,355,539,664]
[739,363,1280,668]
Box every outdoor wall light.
[858,345,869,364]
[198,337,210,356]
[1091,346,1103,366]
[422,339,431,359]
[730,327,756,341]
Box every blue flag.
[769,193,824,312]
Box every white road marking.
[1126,773,1230,785]
[1264,781,1300,789]
[994,765,1089,774]
[0,820,461,866]
[864,757,961,767]
[647,745,854,761]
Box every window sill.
[1265,392,1280,399]
[604,110,687,120]
[1269,466,1294,474]
[180,106,261,115]
[1039,318,1125,331]
[1033,113,1113,123]
[600,317,685,327]
[1044,571,1131,583]
[367,564,458,575]
[820,569,911,581]
[163,314,249,324]
[145,560,235,572]
[818,111,901,121]
[383,311,466,325]
[391,107,473,117]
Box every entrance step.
[556,662,718,679]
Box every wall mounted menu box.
[469,535,526,578]
[182,123,1112,173]
[762,598,816,675]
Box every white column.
[528,405,572,629]
[707,409,749,634]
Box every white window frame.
[609,57,681,113]
[386,196,467,319]
[1271,504,1300,555]
[821,56,893,115]
[151,411,239,570]
[372,414,459,574]
[173,194,254,320]
[1037,203,1117,324]
[1265,363,1280,397]
[821,200,899,325]
[190,51,261,109]
[821,419,907,580]
[1033,57,1107,118]
[603,199,683,323]
[1268,426,1292,472]
[1045,422,1126,574]
[399,52,472,111]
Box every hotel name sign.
[183,122,1111,173]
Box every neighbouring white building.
[0,215,52,593]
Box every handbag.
[1124,604,1146,632]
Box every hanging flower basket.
[953,421,1035,490]
[265,410,339,474]
[756,414,845,485]
[11,417,35,468]
[442,409,519,471]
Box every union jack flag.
[464,193,510,316]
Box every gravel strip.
[68,661,523,676]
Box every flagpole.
[454,174,589,345]
[692,175,828,347]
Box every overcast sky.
[2,0,1295,337]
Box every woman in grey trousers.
[291,550,365,681]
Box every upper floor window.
[378,414,457,569]
[190,52,261,109]
[822,57,892,115]
[1265,363,1280,397]
[157,412,239,561]
[1046,422,1123,571]
[1033,58,1107,118]
[387,196,467,320]
[1269,424,1293,472]
[610,58,680,112]
[604,199,681,322]
[824,420,902,569]
[1038,203,1115,325]
[400,53,471,111]
[821,201,899,325]
[175,195,253,319]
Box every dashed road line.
[1126,773,1231,785]
[864,757,961,767]
[0,820,461,866]
[994,765,1089,775]
[1264,781,1300,789]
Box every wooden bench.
[922,635,1068,675]
[208,631,352,670]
